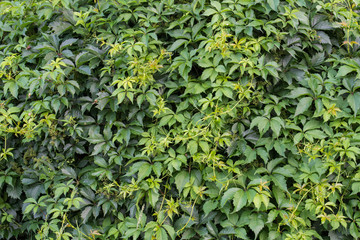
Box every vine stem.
[176,195,199,235]
[286,185,314,227]
[64,214,95,240]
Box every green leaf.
[267,210,279,223]
[87,133,105,144]
[152,162,162,177]
[350,222,360,239]
[77,65,91,75]
[201,68,215,80]
[188,140,198,156]
[206,222,218,237]
[274,141,285,156]
[61,167,77,179]
[351,182,360,194]
[146,92,157,106]
[253,194,262,210]
[24,204,35,215]
[159,115,173,127]
[288,88,312,98]
[235,228,248,239]
[267,0,279,11]
[250,116,269,135]
[221,87,233,98]
[197,58,213,68]
[220,188,240,207]
[249,214,264,239]
[51,21,72,34]
[203,200,218,215]
[117,91,126,104]
[92,142,105,155]
[273,166,296,177]
[215,65,226,73]
[244,146,257,163]
[233,189,247,212]
[203,8,217,16]
[60,38,78,51]
[211,1,222,11]
[156,227,168,240]
[246,189,256,203]
[163,225,176,240]
[336,65,355,77]
[94,156,108,168]
[256,148,269,163]
[81,206,92,223]
[149,189,159,207]
[294,11,309,25]
[7,185,22,199]
[294,132,304,144]
[24,198,37,204]
[271,174,287,192]
[303,120,321,132]
[314,20,333,30]
[270,117,283,137]
[108,227,119,237]
[294,97,313,116]
[57,85,66,96]
[7,107,20,114]
[311,52,324,66]
[168,39,188,52]
[4,82,18,98]
[199,141,210,153]
[305,129,327,140]
[138,162,152,181]
[347,92,360,116]
[25,184,45,199]
[51,99,61,113]
[175,171,189,193]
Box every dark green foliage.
[1,0,360,239]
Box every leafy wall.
[1,0,360,239]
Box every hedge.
[1,0,360,239]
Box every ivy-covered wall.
[1,0,360,239]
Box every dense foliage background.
[1,0,360,239]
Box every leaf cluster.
[1,0,360,239]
